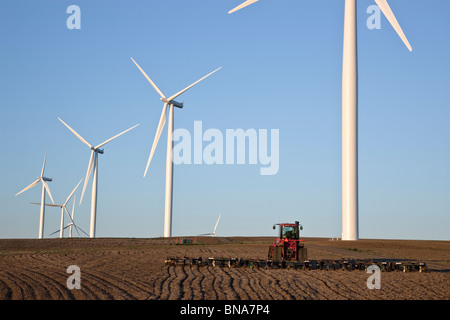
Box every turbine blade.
[74,224,89,237]
[15,178,40,196]
[58,118,93,149]
[40,149,48,178]
[374,0,412,51]
[80,151,95,204]
[94,124,139,150]
[214,214,221,233]
[144,103,167,177]
[64,207,75,225]
[49,229,60,236]
[72,195,76,219]
[31,202,62,208]
[64,178,83,206]
[228,0,259,14]
[74,225,81,236]
[130,57,166,99]
[166,67,221,102]
[41,180,54,204]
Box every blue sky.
[0,0,449,240]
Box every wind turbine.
[32,179,86,238]
[51,194,86,238]
[58,118,139,238]
[48,194,89,238]
[198,214,222,237]
[228,0,412,240]
[130,57,221,238]
[15,150,55,239]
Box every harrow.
[164,257,428,273]
[165,222,428,273]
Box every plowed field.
[0,237,448,300]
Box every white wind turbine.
[51,194,84,238]
[32,178,87,238]
[58,118,139,238]
[48,194,88,238]
[130,57,221,238]
[15,150,55,239]
[198,214,222,237]
[228,0,412,240]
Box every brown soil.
[0,237,448,300]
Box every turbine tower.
[131,57,221,238]
[15,150,54,239]
[58,118,139,238]
[228,0,412,240]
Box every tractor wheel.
[298,247,308,261]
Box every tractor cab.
[268,221,307,261]
[276,222,302,240]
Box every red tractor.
[268,221,308,261]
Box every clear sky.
[1,0,449,240]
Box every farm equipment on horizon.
[164,221,427,272]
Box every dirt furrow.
[208,267,228,300]
[222,267,247,300]
[80,271,138,300]
[18,267,74,300]
[1,272,30,300]
[276,270,314,300]
[295,272,328,300]
[198,265,218,300]
[258,269,296,300]
[158,265,183,300]
[147,266,170,300]
[0,277,13,300]
[219,267,240,300]
[187,266,204,300]
[247,269,274,299]
[228,267,256,300]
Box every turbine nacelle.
[41,177,52,182]
[161,98,184,109]
[90,147,104,154]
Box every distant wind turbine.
[58,118,139,238]
[15,150,54,239]
[198,214,222,237]
[228,0,412,240]
[131,57,221,238]
[32,178,86,238]
[50,194,86,238]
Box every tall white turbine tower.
[131,57,221,238]
[228,0,412,240]
[58,118,139,238]
[15,151,55,239]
